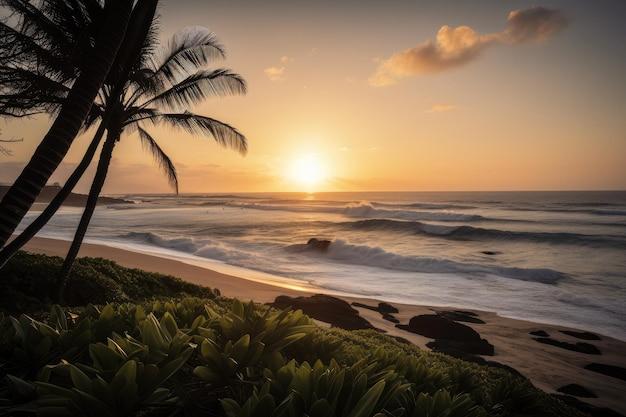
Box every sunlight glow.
[287,154,326,189]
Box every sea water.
[20,191,626,340]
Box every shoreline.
[22,236,626,414]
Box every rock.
[306,238,332,251]
[271,294,373,330]
[397,314,494,356]
[382,313,399,324]
[560,330,602,341]
[351,301,400,323]
[530,330,550,337]
[481,251,502,255]
[378,302,399,314]
[427,338,494,356]
[398,314,480,341]
[351,302,379,312]
[533,338,601,355]
[556,384,597,398]
[437,310,485,324]
[584,363,626,382]
[552,394,624,417]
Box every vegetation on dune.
[0,252,216,311]
[0,252,583,416]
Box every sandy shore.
[22,236,626,414]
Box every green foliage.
[221,358,410,417]
[30,311,194,416]
[0,253,584,417]
[0,252,217,311]
[410,390,483,417]
[193,300,314,386]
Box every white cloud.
[264,66,286,81]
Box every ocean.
[19,191,626,340]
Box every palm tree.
[56,26,247,295]
[0,28,230,268]
[0,0,143,247]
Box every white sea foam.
[224,201,487,222]
[286,239,567,284]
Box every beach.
[23,236,626,414]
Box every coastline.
[22,236,626,414]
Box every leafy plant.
[409,390,483,417]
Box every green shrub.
[0,252,217,312]
[0,253,585,417]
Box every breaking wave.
[226,202,488,222]
[286,239,567,284]
[343,219,626,248]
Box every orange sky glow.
[1,0,625,194]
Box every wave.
[122,232,251,263]
[343,219,626,248]
[286,239,567,284]
[372,201,476,210]
[225,202,488,222]
[509,207,626,216]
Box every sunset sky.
[1,0,625,193]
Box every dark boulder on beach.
[552,394,623,417]
[396,314,494,356]
[584,363,626,382]
[351,301,400,324]
[533,337,601,355]
[306,238,332,251]
[426,338,494,356]
[399,314,478,340]
[378,302,399,314]
[271,294,373,330]
[560,330,602,341]
[437,310,485,324]
[530,330,550,337]
[382,313,400,324]
[557,384,597,398]
[351,301,399,314]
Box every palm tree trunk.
[57,130,119,301]
[0,0,133,247]
[0,122,107,269]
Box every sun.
[288,154,326,190]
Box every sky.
[1,0,626,193]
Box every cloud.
[265,56,295,81]
[427,104,456,113]
[264,66,286,81]
[504,7,569,44]
[369,6,568,86]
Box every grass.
[0,252,585,416]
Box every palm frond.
[141,69,246,110]
[157,111,247,155]
[122,107,159,127]
[150,26,225,85]
[0,22,70,79]
[84,103,104,132]
[0,65,69,116]
[136,125,179,193]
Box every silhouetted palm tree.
[55,27,247,295]
[0,27,235,268]
[0,0,150,247]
